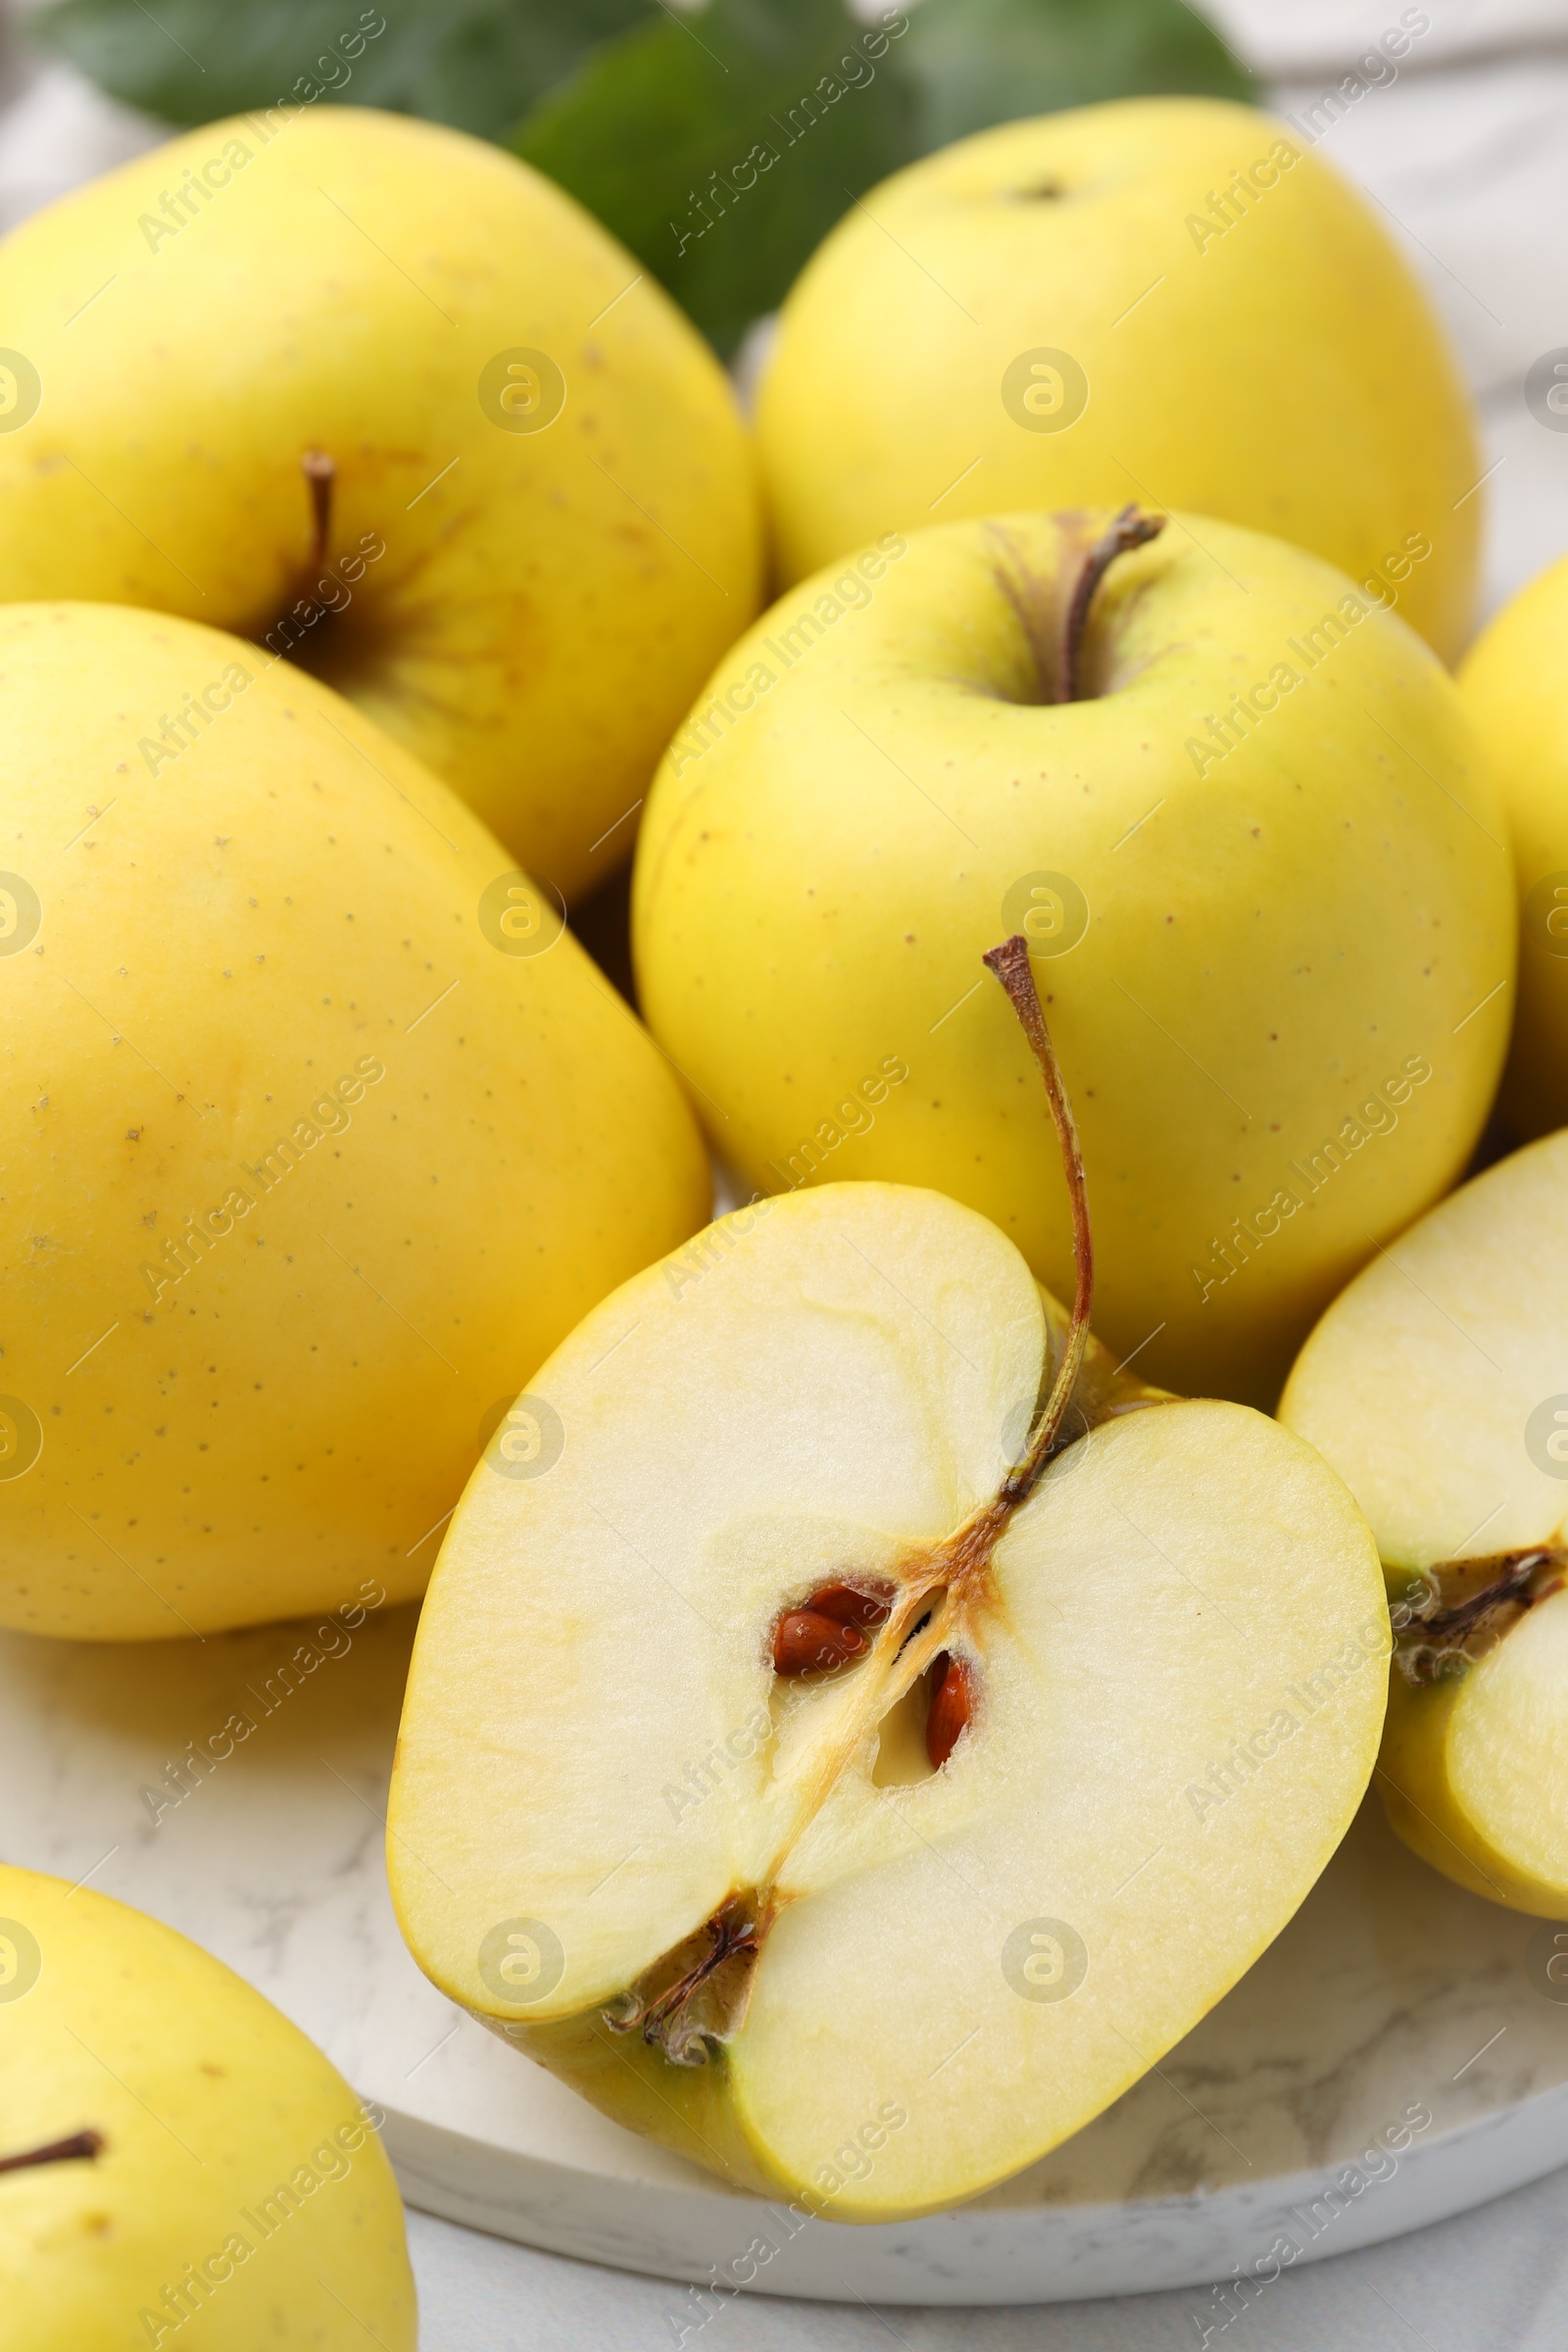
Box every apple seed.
[773,1608,869,1675]
[808,1581,894,1629]
[926,1653,975,1768]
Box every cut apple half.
[390,946,1386,2220]
[1282,1131,1568,1917]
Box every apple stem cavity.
[0,2128,104,2176]
[604,1899,761,2066]
[301,448,336,576]
[1396,1545,1566,1686]
[1058,503,1165,704]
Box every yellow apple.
[0,106,760,901]
[0,602,708,1638]
[1457,551,1568,1136]
[632,507,1513,1405]
[389,1168,1386,2217]
[1282,1131,1568,1917]
[0,1862,414,2347]
[758,97,1479,662]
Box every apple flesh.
[758,96,1479,662]
[390,1172,1386,2219]
[632,505,1512,1406]
[0,107,760,900]
[1281,1132,1568,1917]
[0,1864,414,2346]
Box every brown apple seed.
[808,1582,894,1629]
[772,1609,868,1676]
[926,1652,975,1768]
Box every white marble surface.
[406,2160,1568,2352]
[7,0,1568,2342]
[3,1598,1566,2315]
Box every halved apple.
[1281,1132,1568,1917]
[391,955,1387,2219]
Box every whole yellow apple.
[0,1863,415,2347]
[0,603,708,1639]
[632,508,1513,1405]
[758,97,1479,662]
[1457,551,1568,1136]
[0,106,760,901]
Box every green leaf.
[29,0,654,143]
[513,0,919,357]
[902,0,1254,153]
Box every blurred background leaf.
[904,0,1251,150]
[30,0,655,143]
[29,0,1254,346]
[514,0,916,358]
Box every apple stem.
[301,448,335,575]
[754,941,1095,1875]
[982,934,1093,1511]
[0,2128,104,2176]
[736,948,1098,1908]
[1057,504,1165,704]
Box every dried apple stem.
[301,448,335,575]
[979,933,1093,1514]
[0,2129,103,2175]
[1058,503,1164,704]
[750,939,1097,1888]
